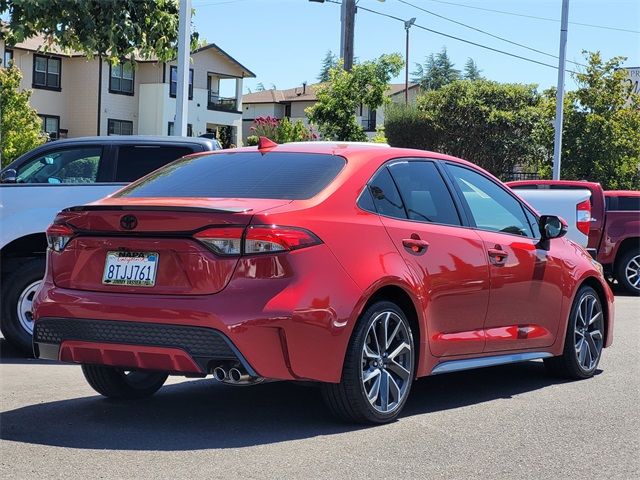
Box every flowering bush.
[250,116,318,144]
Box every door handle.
[402,238,430,254]
[487,247,509,264]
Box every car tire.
[82,365,168,399]
[615,249,640,295]
[0,257,45,354]
[544,285,605,379]
[321,301,415,424]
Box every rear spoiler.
[62,205,252,214]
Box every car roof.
[605,190,640,197]
[40,135,215,146]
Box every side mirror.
[0,169,17,183]
[539,215,568,240]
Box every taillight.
[576,199,591,236]
[194,225,321,256]
[46,223,75,252]
[194,227,243,256]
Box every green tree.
[318,50,338,83]
[0,0,198,63]
[306,53,404,141]
[385,80,544,175]
[537,52,640,189]
[413,48,460,90]
[463,58,482,80]
[0,66,46,167]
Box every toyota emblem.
[120,215,138,230]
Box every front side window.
[448,164,534,237]
[110,61,134,94]
[169,66,193,99]
[387,161,461,226]
[15,147,102,184]
[33,55,61,89]
[108,119,134,135]
[38,115,60,140]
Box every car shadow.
[0,361,590,451]
[0,339,57,365]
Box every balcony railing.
[208,92,238,112]
[361,118,377,132]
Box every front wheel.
[616,250,640,295]
[82,365,168,399]
[322,301,415,424]
[544,286,605,379]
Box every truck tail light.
[46,223,75,252]
[576,199,591,236]
[195,226,321,256]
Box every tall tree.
[413,48,460,90]
[435,48,460,85]
[307,53,404,141]
[318,50,338,82]
[463,58,482,80]
[0,0,198,63]
[0,67,46,167]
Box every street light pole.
[552,0,570,180]
[174,0,192,136]
[404,17,416,106]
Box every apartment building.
[1,36,255,145]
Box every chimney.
[302,82,307,95]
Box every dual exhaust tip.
[213,366,259,385]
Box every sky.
[191,0,640,95]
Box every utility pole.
[404,18,416,106]
[341,0,356,71]
[552,0,570,180]
[174,0,191,136]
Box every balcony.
[208,92,238,112]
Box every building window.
[169,66,193,99]
[38,114,60,140]
[33,54,61,90]
[109,61,135,95]
[3,49,13,67]
[168,122,193,136]
[108,119,134,135]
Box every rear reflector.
[194,225,321,256]
[576,199,591,236]
[46,223,75,252]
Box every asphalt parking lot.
[1,290,638,480]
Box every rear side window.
[607,196,640,211]
[366,167,406,219]
[116,152,346,200]
[387,161,460,226]
[114,145,197,182]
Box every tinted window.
[449,164,533,237]
[116,152,346,200]
[114,146,196,182]
[611,196,640,211]
[368,167,406,219]
[16,147,102,184]
[524,208,541,239]
[388,161,460,226]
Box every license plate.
[102,251,159,287]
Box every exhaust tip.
[213,367,227,381]
[229,368,243,383]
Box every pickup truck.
[508,180,640,295]
[1,135,220,352]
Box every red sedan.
[33,140,614,424]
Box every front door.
[445,163,565,352]
[369,160,491,357]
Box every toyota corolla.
[33,139,614,423]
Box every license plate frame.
[102,251,159,287]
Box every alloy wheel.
[361,311,413,414]
[574,293,604,372]
[16,280,41,335]
[624,254,640,292]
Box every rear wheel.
[0,257,45,354]
[616,249,640,295]
[82,365,168,399]
[322,301,415,424]
[544,286,604,379]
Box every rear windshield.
[115,152,346,200]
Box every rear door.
[445,163,564,352]
[369,159,490,357]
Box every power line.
[396,0,585,67]
[352,3,578,74]
[417,0,640,34]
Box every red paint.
[34,143,615,382]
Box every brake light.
[194,225,321,256]
[46,223,75,252]
[194,227,243,256]
[576,199,591,236]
